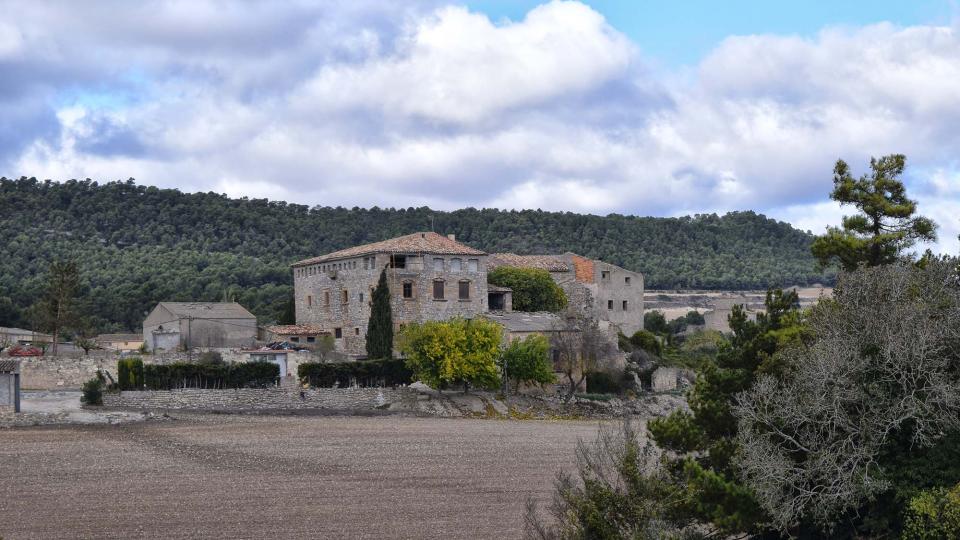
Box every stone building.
[95,333,144,352]
[0,359,20,412]
[292,232,489,356]
[263,324,330,349]
[0,327,52,346]
[142,302,257,352]
[488,253,645,335]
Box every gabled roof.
[158,302,255,320]
[482,311,567,333]
[488,253,571,272]
[293,232,485,267]
[266,324,329,336]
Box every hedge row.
[298,359,413,388]
[116,359,279,390]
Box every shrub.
[903,484,960,539]
[499,334,555,392]
[81,375,104,405]
[197,351,224,365]
[297,358,413,388]
[487,266,567,312]
[629,330,661,356]
[117,358,144,390]
[398,317,502,391]
[143,361,279,389]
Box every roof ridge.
[293,231,485,267]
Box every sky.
[1,0,959,253]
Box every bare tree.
[551,309,618,402]
[734,259,960,531]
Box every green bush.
[298,358,413,388]
[487,266,567,312]
[117,358,144,390]
[903,484,960,539]
[629,330,661,356]
[197,351,224,365]
[142,361,279,389]
[81,375,104,405]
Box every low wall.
[102,387,415,411]
[15,348,317,390]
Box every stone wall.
[294,251,489,355]
[652,367,679,392]
[102,387,415,411]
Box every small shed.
[0,359,21,413]
[142,302,257,351]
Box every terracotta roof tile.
[488,253,570,272]
[293,232,485,267]
[266,324,330,336]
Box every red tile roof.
[488,253,571,272]
[293,232,485,267]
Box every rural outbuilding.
[143,302,257,352]
[0,359,21,413]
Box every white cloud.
[1,1,959,254]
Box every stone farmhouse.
[292,232,489,356]
[143,302,257,352]
[488,253,645,335]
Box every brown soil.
[0,414,604,539]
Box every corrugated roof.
[293,232,485,267]
[266,324,330,336]
[488,253,570,272]
[159,302,256,320]
[96,334,143,342]
[0,359,20,372]
[482,311,566,333]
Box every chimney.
[447,234,456,241]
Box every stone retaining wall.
[102,387,415,411]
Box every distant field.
[0,414,604,539]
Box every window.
[359,292,364,303]
[601,270,610,280]
[342,290,349,304]
[433,257,444,271]
[607,300,613,310]
[334,328,342,339]
[307,336,316,343]
[622,300,628,310]
[390,255,406,268]
[307,295,312,307]
[363,258,368,270]
[467,259,478,272]
[433,280,445,300]
[403,282,413,299]
[625,276,631,285]
[355,327,360,336]
[459,281,470,300]
[324,291,330,306]
[450,258,462,272]
[290,336,300,343]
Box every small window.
[403,282,413,299]
[354,327,360,336]
[359,292,364,303]
[342,290,349,304]
[363,258,368,270]
[622,300,628,310]
[459,281,470,300]
[307,336,316,343]
[324,291,330,306]
[601,270,610,280]
[625,276,631,285]
[607,300,613,310]
[433,280,445,300]
[467,259,478,272]
[390,255,406,268]
[290,336,300,343]
[450,258,462,272]
[307,295,312,307]
[433,257,444,271]
[334,328,343,339]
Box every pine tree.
[812,154,937,271]
[365,268,393,359]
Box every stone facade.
[651,367,679,392]
[103,387,415,411]
[293,232,489,356]
[143,302,257,352]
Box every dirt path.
[0,414,606,539]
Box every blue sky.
[0,0,958,253]
[469,0,958,64]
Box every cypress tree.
[366,268,393,359]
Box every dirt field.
[0,414,606,539]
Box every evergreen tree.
[365,268,393,359]
[30,259,82,355]
[812,154,937,271]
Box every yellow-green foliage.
[398,317,502,390]
[903,484,960,539]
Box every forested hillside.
[0,177,833,332]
